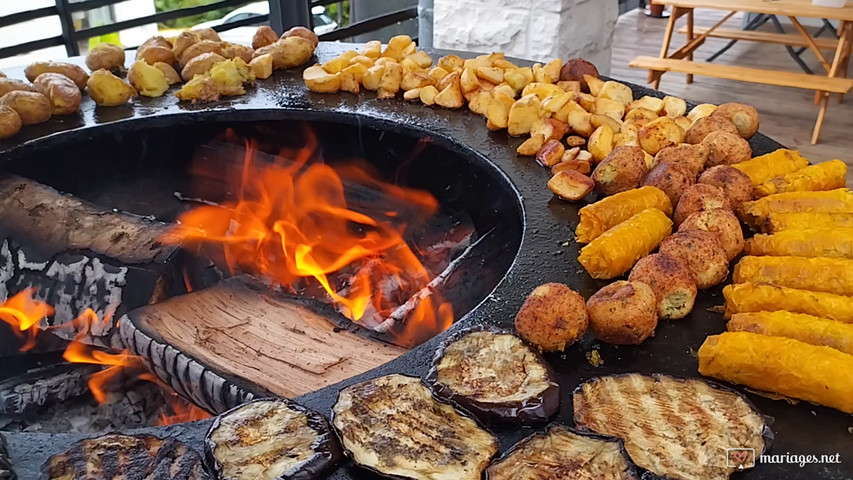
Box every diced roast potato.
[627,96,664,114]
[584,74,605,96]
[593,97,625,121]
[548,170,595,201]
[467,90,492,115]
[507,94,542,136]
[537,139,565,167]
[303,64,340,93]
[588,124,615,162]
[530,118,569,142]
[505,67,534,92]
[362,64,386,91]
[687,103,717,123]
[568,110,595,137]
[638,116,684,155]
[377,62,403,99]
[591,114,622,134]
[662,96,687,117]
[248,54,274,80]
[435,77,464,109]
[420,85,439,105]
[517,133,546,156]
[598,81,633,105]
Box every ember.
[165,130,454,346]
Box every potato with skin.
[0,91,51,125]
[629,254,697,320]
[32,73,81,115]
[254,36,315,70]
[86,43,126,73]
[136,45,175,67]
[221,43,254,63]
[641,161,695,206]
[673,183,731,226]
[171,31,201,59]
[193,27,221,42]
[181,52,227,82]
[0,78,36,98]
[0,105,22,139]
[139,35,171,51]
[180,40,223,67]
[24,62,88,90]
[87,69,137,106]
[687,103,717,123]
[679,209,745,261]
[702,130,752,167]
[659,230,728,290]
[592,146,648,195]
[514,283,589,352]
[281,26,319,49]
[153,62,181,84]
[653,143,708,179]
[587,281,658,345]
[559,58,599,89]
[638,116,684,155]
[127,61,169,98]
[252,26,278,50]
[711,103,759,139]
[698,165,754,207]
[684,115,738,144]
[662,96,687,117]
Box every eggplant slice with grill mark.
[40,433,208,480]
[573,373,772,480]
[332,374,499,480]
[425,327,560,424]
[205,398,341,480]
[486,425,639,480]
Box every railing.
[0,0,419,62]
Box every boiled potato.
[253,36,314,70]
[598,81,632,105]
[193,27,221,42]
[377,62,403,99]
[86,43,126,73]
[171,31,201,59]
[662,96,687,117]
[181,52,227,81]
[208,58,254,96]
[0,91,51,124]
[24,62,88,90]
[0,78,36,98]
[87,69,137,106]
[128,61,169,97]
[137,46,175,66]
[153,62,181,84]
[638,116,684,155]
[221,43,254,63]
[139,36,172,52]
[507,94,542,136]
[0,105,22,139]
[252,26,278,50]
[710,102,760,138]
[281,26,319,49]
[303,64,340,93]
[32,73,81,114]
[180,40,223,67]
[175,76,218,102]
[588,124,615,162]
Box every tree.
[154,0,241,29]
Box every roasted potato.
[627,96,664,114]
[181,52,227,81]
[362,40,382,60]
[711,102,760,139]
[252,26,278,50]
[659,230,728,290]
[684,115,739,144]
[127,61,169,98]
[624,107,658,128]
[515,283,588,352]
[598,81,633,105]
[281,26,319,49]
[536,139,565,167]
[530,118,569,142]
[584,74,605,96]
[568,110,594,137]
[377,62,403,99]
[175,76,218,103]
[193,27,221,42]
[86,43,126,73]
[653,143,708,178]
[566,135,586,147]
[302,64,340,93]
[504,67,533,92]
[248,54,274,80]
[139,35,172,51]
[552,157,592,176]
[687,103,717,123]
[254,36,315,70]
[153,62,181,84]
[0,78,36,98]
[86,69,137,106]
[616,123,640,147]
[508,94,542,136]
[593,97,625,121]
[24,61,88,90]
[673,183,731,226]
[171,31,201,59]
[208,58,254,96]
[136,45,176,67]
[697,165,754,207]
[32,73,81,115]
[434,77,464,109]
[592,145,648,195]
[0,90,51,125]
[559,58,599,90]
[638,116,684,155]
[628,254,697,320]
[641,161,695,205]
[702,130,752,167]
[517,134,545,156]
[0,105,22,139]
[662,96,687,117]
[548,170,595,201]
[587,280,658,345]
[419,85,439,105]
[179,40,223,67]
[588,124,615,162]
[679,209,745,261]
[221,43,254,63]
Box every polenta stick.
[761,212,853,233]
[728,311,853,355]
[732,149,809,186]
[739,189,853,226]
[744,228,853,259]
[722,283,853,324]
[575,186,672,243]
[755,160,847,197]
[733,256,853,296]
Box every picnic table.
[630,0,853,144]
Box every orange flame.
[0,288,54,351]
[165,133,454,346]
[139,373,212,425]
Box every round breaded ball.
[515,283,588,352]
[653,143,708,179]
[592,146,648,195]
[684,116,739,144]
[711,103,760,139]
[698,165,754,208]
[641,161,695,206]
[586,281,658,345]
[628,253,697,320]
[659,231,728,290]
[702,131,752,167]
[673,183,731,226]
[678,209,745,261]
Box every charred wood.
[0,363,100,417]
[0,434,13,480]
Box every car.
[195,3,338,44]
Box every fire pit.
[0,43,850,479]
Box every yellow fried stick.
[727,311,853,356]
[723,283,853,324]
[575,186,672,244]
[761,212,853,233]
[733,256,853,296]
[744,228,853,259]
[739,189,853,226]
[732,149,809,186]
[755,160,847,197]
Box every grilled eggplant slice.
[425,327,559,424]
[205,398,341,480]
[486,425,639,480]
[332,374,498,480]
[573,374,771,480]
[40,434,208,480]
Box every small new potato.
[254,36,315,70]
[684,115,738,144]
[136,45,175,66]
[221,43,254,63]
[193,27,221,42]
[711,102,759,139]
[638,116,684,155]
[559,58,599,89]
[282,26,319,49]
[180,40,223,67]
[653,143,708,178]
[86,69,137,106]
[139,35,171,51]
[702,130,752,167]
[24,62,88,90]
[153,62,181,85]
[641,161,694,206]
[32,73,81,115]
[252,26,278,50]
[0,78,35,97]
[127,61,169,97]
[673,183,731,226]
[678,209,745,261]
[0,105,22,139]
[171,31,201,59]
[587,280,658,345]
[514,283,589,352]
[662,96,687,117]
[592,145,647,195]
[181,52,227,82]
[0,91,51,125]
[629,254,697,320]
[698,165,754,207]
[86,43,126,73]
[659,230,728,290]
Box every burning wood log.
[120,275,407,410]
[0,363,100,417]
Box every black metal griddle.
[0,43,850,479]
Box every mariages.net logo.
[727,448,843,469]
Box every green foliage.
[154,0,242,29]
[325,1,350,27]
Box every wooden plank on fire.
[123,276,408,399]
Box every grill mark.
[66,442,90,478]
[101,449,122,480]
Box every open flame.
[165,131,453,346]
[0,288,54,351]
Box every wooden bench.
[677,26,838,49]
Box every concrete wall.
[432,0,619,75]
